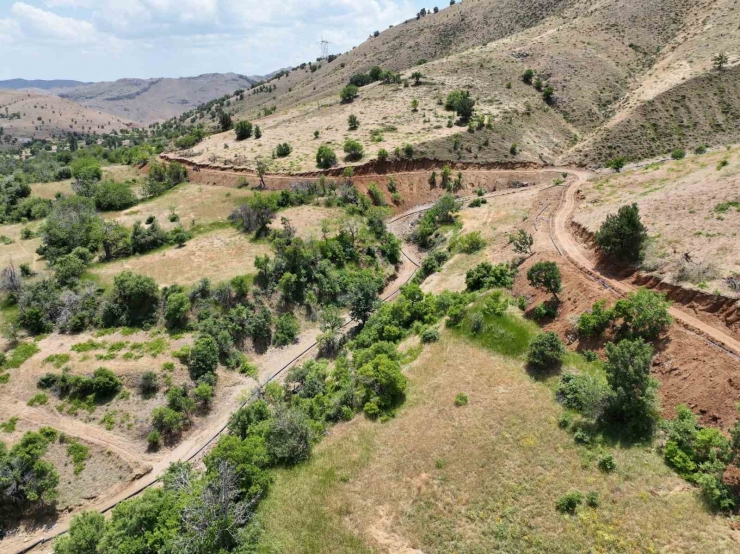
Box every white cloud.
[11,2,98,42]
[2,0,419,80]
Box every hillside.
[0,79,88,91]
[56,73,268,124]
[171,0,739,170]
[0,90,135,144]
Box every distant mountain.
[54,73,267,124]
[0,79,89,91]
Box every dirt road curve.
[552,173,740,358]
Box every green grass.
[27,393,49,407]
[5,342,40,369]
[455,296,539,358]
[65,440,90,475]
[43,353,71,369]
[0,416,18,432]
[71,339,107,353]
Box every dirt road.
[551,174,740,358]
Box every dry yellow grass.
[574,147,740,294]
[256,333,737,553]
[89,228,272,287]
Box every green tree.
[509,228,534,255]
[343,139,364,161]
[37,196,103,262]
[527,261,562,300]
[542,85,554,104]
[254,125,262,139]
[53,511,105,554]
[713,51,729,71]
[521,69,534,84]
[53,253,87,287]
[94,180,137,211]
[316,145,337,169]
[348,270,382,324]
[527,331,565,372]
[605,156,626,172]
[445,90,475,122]
[594,203,647,263]
[219,111,233,132]
[613,288,672,340]
[348,114,359,130]
[377,148,389,162]
[369,66,383,82]
[603,338,658,435]
[411,71,423,85]
[105,271,159,327]
[164,292,191,329]
[356,354,407,415]
[266,407,312,465]
[189,334,219,379]
[234,120,253,140]
[340,84,359,103]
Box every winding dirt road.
[551,173,740,358]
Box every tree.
[613,288,672,340]
[169,225,191,247]
[347,270,381,324]
[151,406,184,435]
[348,114,359,130]
[266,407,312,464]
[140,371,159,396]
[38,196,103,262]
[356,354,407,415]
[189,334,219,379]
[603,338,658,435]
[106,271,159,327]
[527,261,562,300]
[53,253,87,287]
[411,71,423,85]
[509,228,534,255]
[542,85,554,104]
[445,90,475,122]
[340,84,359,103]
[521,69,534,84]
[68,133,78,152]
[219,111,233,132]
[254,125,262,139]
[235,120,253,140]
[377,148,389,162]
[164,292,191,328]
[605,156,626,173]
[229,196,275,237]
[713,52,729,71]
[594,203,647,263]
[53,511,105,554]
[100,221,131,261]
[275,143,292,157]
[369,65,383,81]
[255,159,267,189]
[527,331,565,372]
[411,98,419,111]
[316,145,337,169]
[94,180,137,211]
[343,139,364,161]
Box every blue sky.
[0,0,438,81]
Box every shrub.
[454,392,469,406]
[532,302,556,320]
[527,262,562,299]
[597,453,616,473]
[671,149,686,160]
[421,326,440,343]
[595,203,646,263]
[356,354,407,413]
[377,148,389,162]
[140,371,158,396]
[164,292,191,329]
[694,144,707,155]
[556,372,607,418]
[509,229,534,255]
[444,90,475,122]
[235,120,253,140]
[189,335,219,379]
[605,156,626,172]
[521,69,534,84]
[340,84,359,103]
[613,288,671,340]
[105,271,159,327]
[146,430,161,448]
[266,407,312,465]
[577,300,614,337]
[274,313,299,347]
[316,145,337,169]
[465,262,516,291]
[53,511,104,554]
[91,367,122,398]
[555,491,583,514]
[151,406,184,435]
[275,142,292,157]
[527,331,565,372]
[348,114,359,130]
[452,231,485,254]
[94,180,137,211]
[586,491,599,508]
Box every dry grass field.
[574,147,740,295]
[257,334,737,553]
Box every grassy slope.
[256,331,735,553]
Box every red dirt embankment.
[569,220,740,339]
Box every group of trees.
[521,69,555,104]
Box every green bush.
[94,180,137,211]
[613,288,671,340]
[597,453,616,473]
[555,491,583,514]
[53,511,105,554]
[316,145,337,169]
[266,407,312,465]
[532,302,556,320]
[340,84,359,103]
[527,331,565,372]
[343,139,364,161]
[164,292,191,329]
[421,326,440,343]
[671,149,686,160]
[146,430,161,449]
[235,120,253,140]
[188,335,219,379]
[577,300,615,337]
[275,142,292,157]
[527,261,562,299]
[140,371,158,395]
[451,231,485,254]
[556,372,607,419]
[454,392,469,406]
[465,262,516,291]
[151,406,184,435]
[274,313,299,347]
[586,491,599,508]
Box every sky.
[0,0,436,82]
